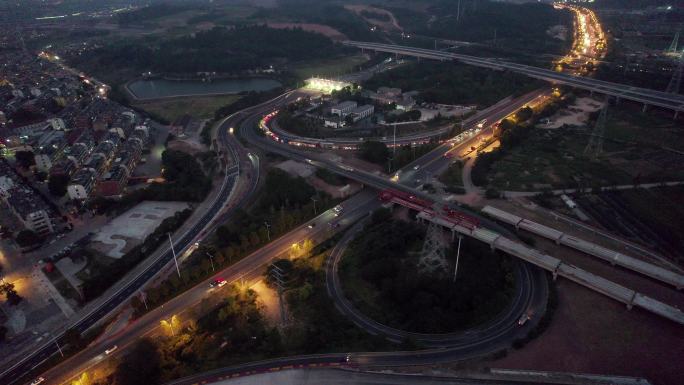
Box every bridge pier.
[675,110,680,120]
[642,103,649,113]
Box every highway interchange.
[9,6,677,381]
[6,84,552,385]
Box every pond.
[127,78,282,100]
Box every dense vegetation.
[399,0,572,57]
[116,3,195,25]
[67,25,342,79]
[252,0,378,41]
[340,209,516,333]
[364,62,543,107]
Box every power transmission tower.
[584,96,610,159]
[668,31,680,54]
[269,263,288,326]
[666,54,683,95]
[417,222,448,275]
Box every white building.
[350,105,374,122]
[331,101,358,116]
[48,118,66,131]
[34,154,53,173]
[0,176,14,197]
[68,168,97,200]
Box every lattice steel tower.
[417,222,449,275]
[584,96,610,159]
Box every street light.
[206,252,215,272]
[264,221,271,241]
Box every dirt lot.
[344,4,404,32]
[488,277,684,385]
[265,22,347,41]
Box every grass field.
[486,107,684,191]
[133,95,240,122]
[292,55,369,79]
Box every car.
[328,222,340,228]
[477,119,487,128]
[210,278,227,288]
[413,165,420,170]
[307,222,316,229]
[518,310,533,326]
[105,345,118,355]
[345,354,351,362]
[333,205,343,216]
[305,158,313,164]
[30,377,45,385]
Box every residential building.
[68,168,97,200]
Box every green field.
[133,95,240,122]
[485,107,684,191]
[292,55,369,79]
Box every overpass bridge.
[378,189,684,326]
[343,41,684,115]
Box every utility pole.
[167,233,181,278]
[140,291,148,310]
[206,252,215,272]
[453,235,463,282]
[311,196,318,215]
[264,221,271,241]
[457,0,461,23]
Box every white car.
[105,345,118,355]
[30,378,45,385]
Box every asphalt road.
[171,367,562,385]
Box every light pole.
[264,221,271,241]
[311,197,318,215]
[206,252,215,272]
[453,235,463,282]
[393,123,397,158]
[140,290,148,310]
[167,233,181,278]
[53,334,64,357]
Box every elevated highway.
[482,206,684,290]
[343,41,684,114]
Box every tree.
[0,282,22,306]
[359,141,390,165]
[15,230,41,248]
[63,328,83,349]
[48,174,70,197]
[114,338,161,385]
[15,151,35,168]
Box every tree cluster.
[364,61,542,107]
[68,25,341,77]
[340,211,515,333]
